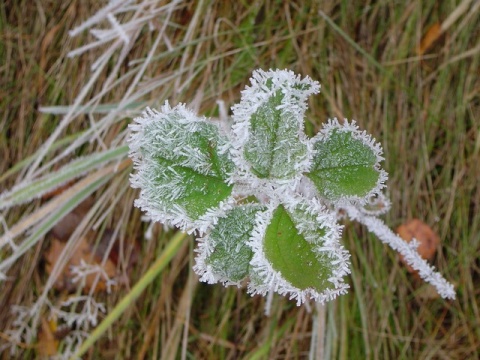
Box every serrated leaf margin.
[229,69,320,190]
[128,102,235,234]
[308,118,388,205]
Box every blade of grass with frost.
[39,103,143,115]
[0,173,112,275]
[0,145,128,210]
[26,0,148,179]
[32,114,129,179]
[24,57,110,179]
[0,159,131,251]
[66,0,181,128]
[0,132,83,183]
[68,0,134,37]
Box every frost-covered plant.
[3,295,106,356]
[128,69,455,306]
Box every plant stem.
[310,303,327,360]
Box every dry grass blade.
[0,159,131,250]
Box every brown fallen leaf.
[50,196,95,242]
[44,235,117,294]
[50,211,83,242]
[36,317,58,357]
[417,22,442,56]
[397,219,440,277]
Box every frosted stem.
[309,302,326,360]
[345,206,455,300]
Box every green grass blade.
[0,145,128,210]
[318,11,385,73]
[0,132,84,183]
[0,173,112,272]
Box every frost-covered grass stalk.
[129,69,455,308]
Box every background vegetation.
[1,0,479,359]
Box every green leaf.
[203,205,264,283]
[152,157,233,220]
[263,204,333,292]
[243,91,307,179]
[129,104,235,225]
[307,127,382,200]
[232,69,319,180]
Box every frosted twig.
[51,330,89,360]
[51,296,106,328]
[2,304,40,355]
[344,205,455,300]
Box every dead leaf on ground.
[417,22,442,56]
[416,284,441,300]
[50,196,95,241]
[44,234,117,294]
[36,317,58,357]
[50,211,83,242]
[397,219,440,277]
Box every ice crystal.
[128,68,455,307]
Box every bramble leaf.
[264,205,340,291]
[128,103,234,230]
[307,120,386,202]
[127,69,455,307]
[248,200,350,304]
[195,205,265,284]
[242,91,307,179]
[231,69,319,180]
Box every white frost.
[344,205,455,300]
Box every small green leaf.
[244,91,307,179]
[129,104,234,226]
[204,205,264,283]
[263,204,332,292]
[307,126,382,200]
[151,157,233,220]
[232,69,319,180]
